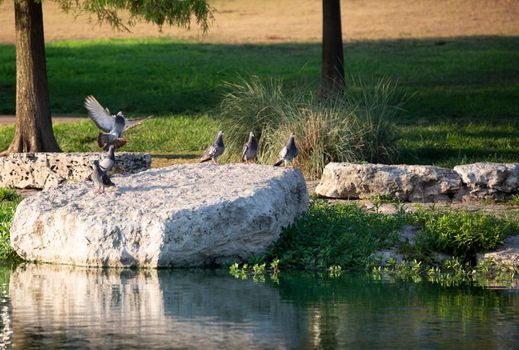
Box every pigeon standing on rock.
[99,145,116,186]
[84,95,154,150]
[274,132,298,167]
[91,160,114,193]
[242,131,258,164]
[200,130,225,164]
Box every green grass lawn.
[0,36,517,166]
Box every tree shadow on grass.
[0,35,517,122]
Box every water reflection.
[1,264,518,349]
[8,264,306,349]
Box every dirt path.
[0,115,85,125]
[1,0,517,44]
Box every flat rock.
[0,152,151,189]
[453,163,519,200]
[477,235,519,267]
[315,163,461,202]
[10,164,308,267]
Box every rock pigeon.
[200,130,225,164]
[242,131,258,163]
[84,95,154,150]
[99,145,116,173]
[274,132,298,167]
[99,145,116,186]
[91,160,114,193]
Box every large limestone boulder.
[10,164,308,267]
[453,163,519,200]
[315,163,461,202]
[0,152,151,189]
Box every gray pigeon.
[99,145,115,173]
[274,132,298,167]
[91,160,114,193]
[242,131,258,163]
[99,145,116,186]
[84,95,154,150]
[200,130,225,164]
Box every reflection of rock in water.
[10,264,307,349]
[0,284,13,348]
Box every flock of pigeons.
[84,96,299,193]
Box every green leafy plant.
[267,200,409,269]
[0,188,21,203]
[413,208,517,261]
[252,263,266,275]
[0,194,21,260]
[328,265,343,278]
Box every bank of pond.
[0,188,518,288]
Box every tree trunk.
[5,0,61,153]
[319,0,345,99]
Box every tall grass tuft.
[219,76,403,179]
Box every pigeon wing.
[200,145,216,162]
[241,143,249,161]
[84,95,115,132]
[279,146,288,159]
[124,115,154,132]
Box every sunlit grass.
[0,36,517,167]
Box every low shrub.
[219,76,402,179]
[267,201,410,269]
[412,208,517,261]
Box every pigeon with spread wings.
[84,95,153,150]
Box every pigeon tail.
[97,133,127,150]
[273,159,284,167]
[102,173,116,186]
[200,156,212,163]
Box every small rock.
[477,235,519,267]
[397,225,420,246]
[370,249,404,266]
[430,251,451,265]
[315,163,461,202]
[454,162,519,200]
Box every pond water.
[0,264,517,349]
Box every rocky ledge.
[316,162,518,202]
[0,152,151,189]
[477,235,519,267]
[10,164,309,267]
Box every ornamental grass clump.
[220,76,402,179]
